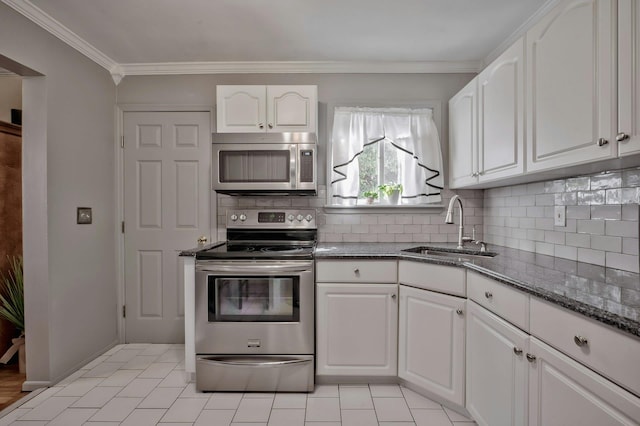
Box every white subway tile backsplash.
[591,235,622,253]
[606,221,636,238]
[566,233,591,248]
[567,205,591,219]
[577,219,605,235]
[577,248,606,266]
[591,205,621,220]
[554,245,578,261]
[606,252,640,273]
[623,238,639,256]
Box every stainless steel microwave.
[212,132,317,195]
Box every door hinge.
[121,221,125,233]
[122,305,126,318]
[120,136,124,148]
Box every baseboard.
[315,375,399,385]
[48,338,120,386]
[21,380,50,392]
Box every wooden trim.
[0,121,22,137]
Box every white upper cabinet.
[477,38,525,182]
[617,0,640,156]
[216,85,317,133]
[526,0,616,172]
[449,78,478,188]
[266,86,317,133]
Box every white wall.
[0,75,21,123]
[0,4,118,387]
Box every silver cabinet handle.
[268,123,273,129]
[391,294,397,300]
[616,132,630,142]
[258,123,264,129]
[574,335,589,347]
[485,291,493,299]
[597,138,609,146]
[199,357,311,367]
[526,353,537,363]
[456,309,463,316]
[513,347,523,356]
[354,268,360,275]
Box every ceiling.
[6,0,550,76]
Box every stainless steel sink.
[402,246,498,261]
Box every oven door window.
[207,276,299,322]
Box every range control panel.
[227,209,316,229]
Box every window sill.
[323,204,445,214]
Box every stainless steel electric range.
[194,209,316,392]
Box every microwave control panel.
[299,150,314,183]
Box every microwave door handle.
[290,145,297,189]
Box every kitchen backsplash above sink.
[484,167,640,273]
[216,187,484,245]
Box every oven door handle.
[197,264,312,274]
[198,357,311,367]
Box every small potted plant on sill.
[0,256,25,373]
[378,183,403,205]
[362,190,379,204]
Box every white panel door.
[266,86,317,133]
[449,78,478,188]
[528,337,640,426]
[478,38,525,182]
[398,285,466,405]
[526,0,616,172]
[618,0,640,156]
[216,85,266,133]
[316,283,398,376]
[124,111,211,343]
[466,301,528,426]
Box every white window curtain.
[330,107,444,205]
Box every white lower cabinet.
[316,283,398,376]
[398,285,465,405]
[466,301,528,426]
[467,301,640,426]
[528,337,640,425]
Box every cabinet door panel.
[316,283,398,376]
[216,85,266,133]
[478,38,524,181]
[467,301,528,426]
[267,86,317,132]
[399,285,465,405]
[449,78,478,188]
[529,337,640,426]
[618,0,640,156]
[526,0,615,171]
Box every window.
[329,107,444,206]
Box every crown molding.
[3,0,481,81]
[119,60,482,76]
[482,0,561,67]
[2,0,120,76]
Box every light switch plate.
[554,205,566,227]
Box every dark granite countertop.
[179,241,225,256]
[316,242,640,338]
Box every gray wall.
[0,75,21,123]
[117,73,478,242]
[0,4,118,387]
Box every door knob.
[197,236,208,245]
[597,138,609,147]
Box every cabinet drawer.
[467,271,529,332]
[398,260,466,297]
[316,260,397,283]
[530,298,640,396]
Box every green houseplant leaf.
[0,256,24,334]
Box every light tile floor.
[0,344,477,426]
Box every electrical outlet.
[554,206,566,227]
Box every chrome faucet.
[445,195,465,249]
